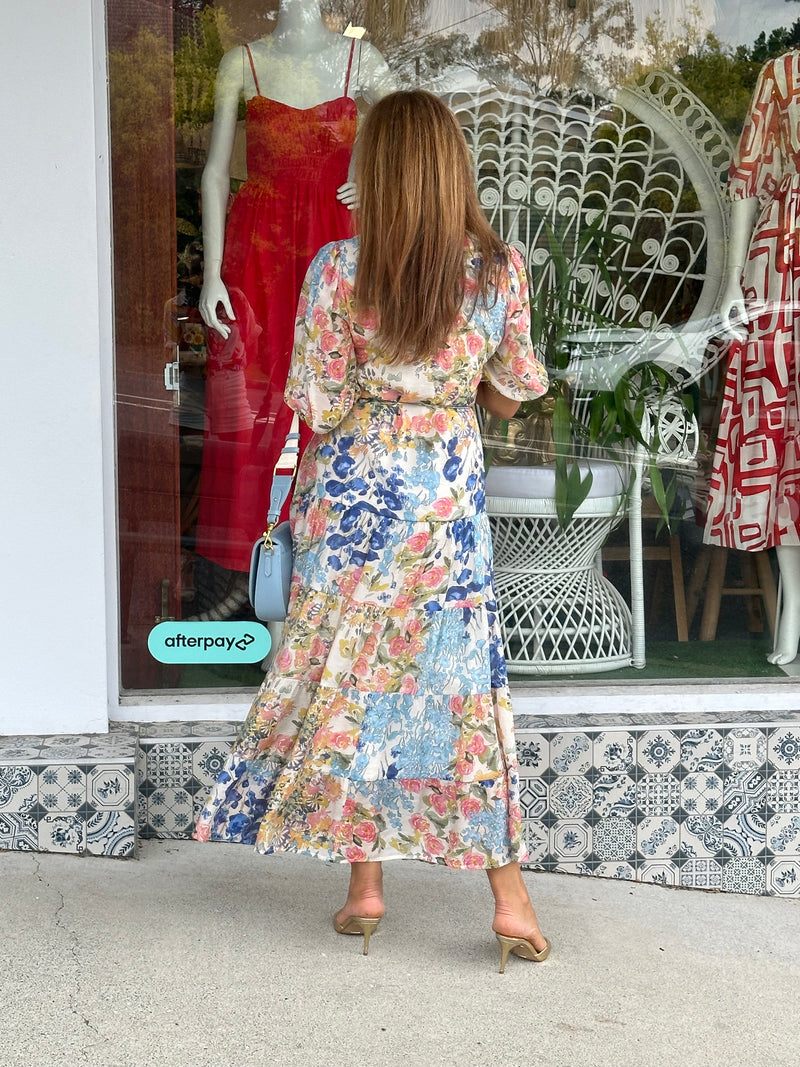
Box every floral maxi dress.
[193,238,548,869]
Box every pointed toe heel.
[496,933,551,973]
[334,915,382,955]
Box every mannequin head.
[354,90,504,362]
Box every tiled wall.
[2,717,800,897]
[515,724,800,897]
[0,724,137,857]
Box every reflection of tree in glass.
[476,0,634,89]
[322,0,429,53]
[676,19,800,136]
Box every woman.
[194,90,551,973]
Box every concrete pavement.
[1,840,798,1067]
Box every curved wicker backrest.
[448,72,732,337]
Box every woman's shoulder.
[305,238,359,290]
[466,238,519,270]
[313,236,359,269]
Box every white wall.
[0,1,114,734]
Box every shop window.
[107,0,800,689]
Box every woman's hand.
[476,380,521,419]
[199,277,235,339]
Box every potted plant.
[483,214,697,528]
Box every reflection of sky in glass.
[715,0,797,45]
[423,0,799,50]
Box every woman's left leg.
[333,861,385,955]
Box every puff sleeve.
[482,246,549,401]
[285,241,359,433]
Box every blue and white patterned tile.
[143,742,194,789]
[680,815,724,857]
[549,775,593,819]
[37,765,86,812]
[724,766,767,814]
[38,812,85,854]
[550,820,592,861]
[522,819,549,864]
[192,741,233,787]
[87,766,134,810]
[85,810,136,857]
[636,773,680,817]
[593,773,636,818]
[137,789,148,832]
[637,731,680,773]
[681,771,723,816]
[552,861,595,878]
[722,857,766,895]
[82,723,139,759]
[138,720,239,740]
[722,728,767,770]
[550,733,591,776]
[0,765,37,813]
[144,786,195,838]
[637,816,679,859]
[593,732,636,775]
[767,727,800,771]
[518,778,548,820]
[680,729,724,773]
[680,857,723,890]
[767,858,800,896]
[723,812,766,857]
[0,740,44,761]
[766,814,800,856]
[38,735,91,751]
[516,733,550,774]
[0,811,38,850]
[593,816,637,862]
[595,861,635,880]
[637,861,680,887]
[188,720,241,738]
[767,770,800,814]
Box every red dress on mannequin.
[195,42,357,571]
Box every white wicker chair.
[449,74,731,673]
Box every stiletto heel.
[334,915,382,955]
[496,933,551,973]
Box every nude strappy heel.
[334,915,382,955]
[496,932,552,973]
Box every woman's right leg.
[486,861,548,953]
[335,860,386,925]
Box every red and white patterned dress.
[705,50,800,550]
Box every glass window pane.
[108,0,800,690]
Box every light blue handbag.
[248,412,300,622]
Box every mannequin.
[192,0,394,619]
[707,50,800,664]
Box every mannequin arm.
[198,48,244,338]
[336,42,397,210]
[719,196,759,334]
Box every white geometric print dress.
[193,237,548,868]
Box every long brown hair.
[354,90,506,364]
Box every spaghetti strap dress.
[705,51,800,550]
[194,41,358,572]
[193,240,549,869]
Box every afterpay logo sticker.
[147,622,271,663]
